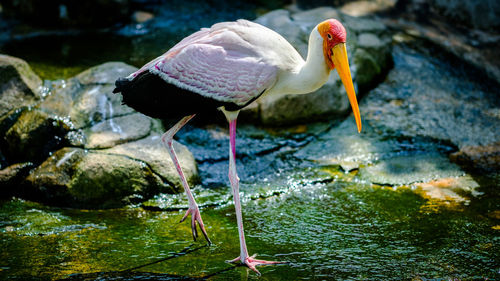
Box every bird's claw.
[180,207,212,245]
[226,254,286,275]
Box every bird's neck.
[279,28,331,96]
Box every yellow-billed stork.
[113,18,361,274]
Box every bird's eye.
[327,33,332,40]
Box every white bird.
[113,18,361,275]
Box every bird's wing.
[128,21,280,108]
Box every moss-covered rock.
[23,145,193,208]
[3,109,71,163]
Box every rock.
[40,82,135,130]
[103,134,199,192]
[3,109,71,163]
[295,119,454,171]
[24,147,164,208]
[255,10,307,55]
[340,0,397,17]
[450,142,500,173]
[360,44,500,172]
[353,32,392,91]
[414,176,481,204]
[398,0,500,31]
[0,54,43,118]
[0,59,199,207]
[67,152,163,208]
[434,0,500,31]
[132,11,154,23]
[75,62,137,85]
[358,153,463,185]
[384,8,500,85]
[298,40,498,182]
[0,162,34,198]
[259,72,349,124]
[24,136,198,208]
[23,148,87,204]
[84,113,152,149]
[296,0,349,10]
[246,7,392,125]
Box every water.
[1,172,498,280]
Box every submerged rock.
[247,7,392,125]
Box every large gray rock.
[0,54,43,135]
[360,45,500,172]
[246,7,392,125]
[0,55,42,117]
[24,135,198,208]
[432,0,500,31]
[0,59,199,208]
[84,113,152,149]
[24,148,161,208]
[297,42,498,192]
[104,134,199,191]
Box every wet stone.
[69,84,135,129]
[75,62,138,85]
[84,113,152,149]
[295,120,454,172]
[0,54,43,118]
[0,59,201,206]
[0,162,33,198]
[40,78,135,130]
[23,147,88,204]
[414,175,481,204]
[361,44,500,172]
[24,147,170,208]
[358,153,464,185]
[3,109,71,163]
[67,152,165,208]
[103,134,199,193]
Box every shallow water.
[1,171,499,280]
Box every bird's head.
[318,19,362,133]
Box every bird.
[113,18,361,275]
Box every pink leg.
[225,118,284,275]
[161,114,211,245]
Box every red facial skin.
[317,19,347,70]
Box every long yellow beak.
[332,43,362,133]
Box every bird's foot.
[226,254,286,275]
[180,206,212,245]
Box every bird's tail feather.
[113,78,130,94]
